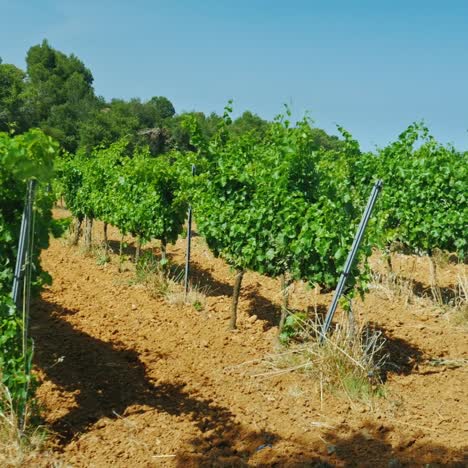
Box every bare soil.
[31,208,467,467]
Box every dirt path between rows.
[31,209,467,466]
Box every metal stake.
[320,179,383,343]
[12,179,37,310]
[11,179,37,430]
[184,165,196,301]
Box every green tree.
[79,96,176,155]
[146,96,176,124]
[24,39,98,152]
[229,110,269,138]
[134,96,176,154]
[79,99,140,154]
[0,61,29,132]
[308,127,344,151]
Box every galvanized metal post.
[9,179,37,431]
[320,179,383,343]
[184,165,196,302]
[12,179,37,310]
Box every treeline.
[0,39,343,155]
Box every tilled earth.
[31,209,467,466]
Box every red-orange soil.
[31,208,467,467]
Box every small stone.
[326,444,336,455]
[388,458,402,468]
[95,419,106,429]
[131,304,137,310]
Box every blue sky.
[1,0,467,150]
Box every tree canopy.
[0,40,345,156]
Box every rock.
[326,444,337,455]
[388,458,402,467]
[95,419,107,429]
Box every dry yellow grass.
[135,252,209,310]
[0,384,50,467]
[263,312,388,405]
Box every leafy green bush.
[358,123,467,258]
[60,140,188,262]
[187,107,370,329]
[0,130,58,418]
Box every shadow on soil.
[107,239,138,257]
[177,419,467,467]
[31,299,466,466]
[32,297,273,449]
[94,234,286,331]
[176,260,234,297]
[319,421,467,468]
[170,260,282,330]
[107,240,163,260]
[366,323,424,380]
[244,284,281,328]
[409,278,461,306]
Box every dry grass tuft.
[0,384,48,467]
[264,313,388,404]
[135,252,209,310]
[371,251,468,314]
[135,254,171,297]
[369,270,422,307]
[371,262,468,328]
[92,243,111,266]
[449,272,468,328]
[165,281,210,311]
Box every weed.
[135,252,210,308]
[135,251,161,281]
[369,270,420,307]
[287,385,305,398]
[0,383,47,467]
[279,312,308,344]
[372,261,468,327]
[92,244,111,266]
[431,248,451,269]
[135,254,171,298]
[165,281,210,310]
[265,312,387,404]
[449,272,468,328]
